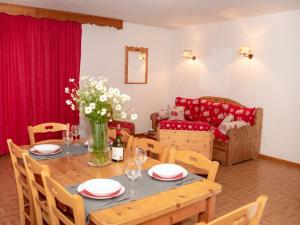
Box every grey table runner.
[29,144,88,160]
[66,171,204,224]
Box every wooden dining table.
[25,143,222,225]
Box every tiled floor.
[0,155,299,225]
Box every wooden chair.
[7,139,36,225]
[23,153,50,224]
[168,149,219,181]
[28,122,70,145]
[196,195,268,225]
[132,137,169,162]
[42,171,86,225]
[126,135,134,151]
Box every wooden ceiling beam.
[0,2,123,29]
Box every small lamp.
[182,49,196,60]
[239,45,253,59]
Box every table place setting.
[29,143,88,160]
[66,161,204,224]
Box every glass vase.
[88,122,110,167]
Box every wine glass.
[134,147,147,178]
[62,131,73,155]
[71,125,80,146]
[125,159,141,196]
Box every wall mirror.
[125,46,148,84]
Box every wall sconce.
[182,49,196,60]
[239,45,254,59]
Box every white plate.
[81,179,122,196]
[30,144,61,155]
[77,185,125,199]
[148,164,188,181]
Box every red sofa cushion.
[233,107,256,125]
[200,100,256,126]
[175,97,200,121]
[210,126,230,143]
[199,99,226,126]
[159,120,210,131]
[218,103,256,126]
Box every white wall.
[80,23,171,134]
[169,10,300,163]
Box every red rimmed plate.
[148,164,188,181]
[30,144,62,155]
[77,184,125,199]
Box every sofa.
[150,96,263,166]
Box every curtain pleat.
[0,13,81,154]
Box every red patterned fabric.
[210,126,230,142]
[218,103,256,125]
[200,100,256,126]
[169,106,185,120]
[175,97,200,121]
[232,107,256,125]
[108,120,135,134]
[199,99,226,126]
[159,120,210,131]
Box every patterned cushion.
[169,106,185,120]
[175,97,200,121]
[199,99,226,126]
[211,126,230,143]
[232,107,256,125]
[156,105,170,120]
[200,100,256,126]
[159,120,210,131]
[219,103,256,125]
[218,120,249,135]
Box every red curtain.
[0,13,81,155]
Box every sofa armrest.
[227,108,263,145]
[150,112,159,131]
[225,108,263,165]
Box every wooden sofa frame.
[150,96,263,166]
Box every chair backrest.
[132,137,169,162]
[28,122,70,145]
[6,139,36,225]
[197,195,268,225]
[42,171,85,225]
[108,127,131,143]
[126,135,134,151]
[23,153,50,224]
[168,149,219,181]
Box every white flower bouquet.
[65,76,137,166]
[65,76,137,124]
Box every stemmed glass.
[125,159,141,197]
[134,147,147,178]
[62,131,73,155]
[71,125,80,146]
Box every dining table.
[24,140,222,225]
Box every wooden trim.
[0,2,123,29]
[200,96,245,107]
[258,154,300,168]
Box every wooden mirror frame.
[125,46,148,84]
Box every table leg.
[198,196,216,223]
